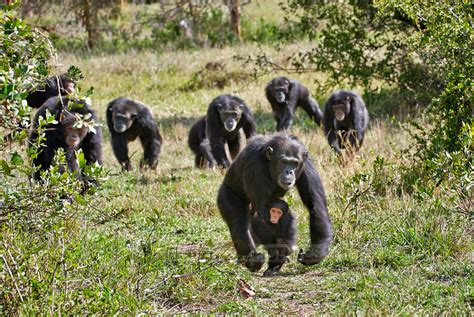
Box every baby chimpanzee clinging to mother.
[251,199,296,276]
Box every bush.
[0,3,104,313]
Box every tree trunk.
[229,0,241,40]
[112,0,125,18]
[83,0,96,49]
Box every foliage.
[238,1,472,190]
[23,1,303,52]
[0,3,104,313]
[373,0,473,193]
[240,2,412,90]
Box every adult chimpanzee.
[26,74,75,108]
[188,94,256,168]
[106,97,162,171]
[217,133,332,272]
[250,199,296,276]
[265,76,323,131]
[323,90,369,154]
[29,96,103,181]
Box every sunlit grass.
[22,43,468,314]
[1,35,469,314]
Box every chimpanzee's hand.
[243,251,265,272]
[297,243,329,266]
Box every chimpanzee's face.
[332,95,352,122]
[60,114,88,149]
[271,78,290,103]
[217,101,244,132]
[265,200,288,224]
[63,80,75,94]
[266,139,307,190]
[112,108,137,133]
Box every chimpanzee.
[217,133,332,272]
[26,74,75,108]
[323,90,369,154]
[106,97,163,171]
[188,94,256,168]
[250,199,296,276]
[2,74,76,144]
[187,116,216,168]
[265,76,323,131]
[29,96,103,181]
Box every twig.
[1,254,24,302]
[341,182,373,220]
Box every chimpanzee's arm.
[82,127,103,165]
[302,96,323,126]
[209,135,229,168]
[296,158,333,265]
[138,110,162,169]
[277,83,300,131]
[241,110,256,139]
[111,134,131,170]
[352,105,367,147]
[199,139,216,167]
[206,109,230,168]
[217,183,264,272]
[324,111,342,154]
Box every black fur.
[29,96,103,181]
[251,199,296,276]
[217,133,332,272]
[265,76,323,131]
[26,74,75,108]
[323,90,369,154]
[188,94,256,168]
[187,116,216,168]
[106,97,162,171]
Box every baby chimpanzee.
[250,199,297,276]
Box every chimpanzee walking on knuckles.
[217,133,333,273]
[265,76,323,131]
[323,90,369,155]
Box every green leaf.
[74,193,87,206]
[0,159,12,176]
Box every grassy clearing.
[1,41,471,314]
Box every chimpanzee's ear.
[346,95,353,106]
[59,112,66,123]
[265,146,274,160]
[303,150,309,161]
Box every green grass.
[1,42,471,314]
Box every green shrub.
[0,3,104,313]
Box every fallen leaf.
[237,279,255,299]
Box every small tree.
[1,3,103,312]
[228,0,241,40]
